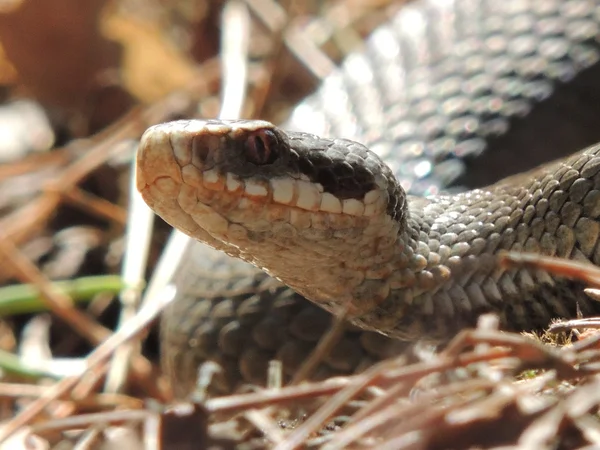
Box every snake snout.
[136,125,184,199]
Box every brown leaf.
[0,0,119,110]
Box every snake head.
[137,119,406,312]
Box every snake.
[137,0,600,398]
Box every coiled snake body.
[137,0,600,397]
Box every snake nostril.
[245,129,279,165]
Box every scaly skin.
[138,119,600,342]
[139,0,600,397]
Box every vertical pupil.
[254,136,266,161]
[246,131,277,165]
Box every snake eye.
[244,130,279,165]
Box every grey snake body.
[138,0,600,398]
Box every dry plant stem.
[460,330,600,376]
[267,360,283,389]
[566,381,600,443]
[518,405,568,448]
[569,333,600,352]
[322,0,397,42]
[550,318,600,333]
[73,428,103,450]
[340,376,409,427]
[104,161,155,395]
[0,229,110,344]
[243,0,290,117]
[289,311,349,385]
[243,409,286,445]
[0,148,71,182]
[282,0,398,80]
[73,364,114,400]
[0,382,142,409]
[284,26,337,79]
[0,229,164,399]
[274,359,401,450]
[103,310,140,396]
[326,379,499,449]
[500,251,600,287]
[218,1,251,119]
[410,388,518,435]
[205,347,513,415]
[374,376,552,449]
[348,397,479,450]
[280,330,531,450]
[244,0,287,31]
[0,285,172,443]
[30,409,151,436]
[57,186,128,225]
[323,388,411,449]
[202,328,600,449]
[441,329,575,371]
[584,288,600,301]
[514,376,600,448]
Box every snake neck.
[243,195,463,320]
[207,200,411,314]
